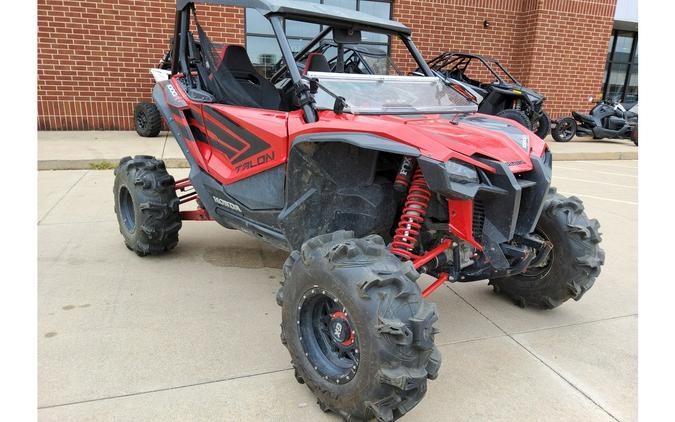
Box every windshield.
[307,72,477,115]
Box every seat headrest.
[221,45,257,74]
[304,53,331,74]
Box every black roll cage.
[170,2,434,123]
[428,52,520,86]
[271,40,400,84]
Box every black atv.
[427,52,551,139]
[553,99,638,145]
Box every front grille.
[471,155,551,246]
[472,200,485,242]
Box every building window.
[602,30,638,105]
[245,0,393,77]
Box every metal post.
[269,14,317,123]
[402,36,433,76]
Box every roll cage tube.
[488,58,520,85]
[270,26,332,84]
[269,14,317,123]
[403,36,433,77]
[170,11,182,75]
[172,7,199,94]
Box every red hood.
[288,111,547,173]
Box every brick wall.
[37,0,244,130]
[37,0,615,130]
[392,0,617,119]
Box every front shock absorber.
[391,164,432,260]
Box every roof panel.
[176,0,410,34]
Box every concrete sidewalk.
[37,160,637,421]
[37,131,638,170]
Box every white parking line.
[553,166,638,178]
[580,162,638,170]
[553,176,637,189]
[557,191,637,205]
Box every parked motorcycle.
[553,98,638,145]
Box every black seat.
[572,111,596,125]
[216,45,281,110]
[303,53,331,74]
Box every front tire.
[552,117,577,142]
[489,188,605,309]
[277,231,441,422]
[113,155,182,256]
[496,109,533,131]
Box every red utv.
[113,1,604,420]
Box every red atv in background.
[113,1,604,420]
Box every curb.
[38,158,191,171]
[551,151,638,161]
[37,151,638,171]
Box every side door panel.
[201,105,289,185]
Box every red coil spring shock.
[391,166,432,260]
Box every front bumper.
[419,152,552,270]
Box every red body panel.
[288,111,547,173]
[171,78,289,186]
[173,73,547,187]
[201,104,288,185]
[171,77,548,248]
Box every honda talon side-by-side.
[113,1,604,420]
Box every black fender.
[279,133,420,250]
[479,87,536,121]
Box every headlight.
[446,159,479,184]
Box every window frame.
[602,29,638,103]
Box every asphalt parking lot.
[37,160,637,422]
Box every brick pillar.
[512,0,617,118]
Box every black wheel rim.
[559,121,574,140]
[298,288,360,384]
[522,230,554,278]
[136,111,147,130]
[119,186,136,232]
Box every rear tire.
[113,155,181,256]
[496,109,533,131]
[277,231,441,422]
[489,188,604,309]
[533,111,551,139]
[552,117,577,142]
[134,102,162,138]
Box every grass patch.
[89,161,116,170]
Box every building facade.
[37,0,627,130]
[602,0,638,106]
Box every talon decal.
[235,152,276,173]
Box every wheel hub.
[136,112,147,129]
[297,288,360,384]
[329,311,353,345]
[119,186,136,232]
